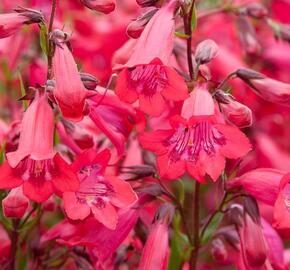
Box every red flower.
[0,7,43,39]
[0,92,79,202]
[63,149,137,229]
[139,86,251,182]
[52,31,92,122]
[114,0,188,116]
[139,204,174,270]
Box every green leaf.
[39,22,48,56]
[191,4,197,31]
[201,212,223,245]
[175,31,190,39]
[17,71,28,109]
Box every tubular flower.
[139,86,251,182]
[0,91,79,202]
[0,7,43,39]
[52,30,92,122]
[139,204,174,270]
[114,0,188,116]
[236,68,290,106]
[63,149,137,230]
[88,87,144,157]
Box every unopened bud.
[80,0,116,14]
[49,29,70,46]
[244,196,261,224]
[236,15,261,55]
[215,90,252,128]
[14,6,44,24]
[194,39,219,65]
[126,9,158,39]
[2,187,29,218]
[236,68,265,80]
[245,3,268,19]
[211,238,228,262]
[80,72,99,90]
[121,164,156,180]
[154,203,175,225]
[228,204,243,227]
[135,183,163,197]
[136,0,160,7]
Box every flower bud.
[236,68,290,106]
[2,187,29,218]
[14,6,44,24]
[139,204,173,270]
[236,15,261,55]
[245,3,268,19]
[80,0,116,14]
[215,90,252,128]
[121,164,156,180]
[136,0,160,7]
[211,238,228,263]
[194,39,219,65]
[126,9,158,39]
[80,72,99,90]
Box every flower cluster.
[0,0,289,269]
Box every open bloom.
[139,86,251,182]
[114,0,188,116]
[0,91,79,202]
[63,149,137,230]
[52,31,92,122]
[0,7,43,39]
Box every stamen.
[167,122,226,163]
[283,183,290,211]
[129,64,168,96]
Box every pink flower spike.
[52,33,92,122]
[2,186,29,218]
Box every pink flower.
[2,186,29,218]
[52,32,92,122]
[63,149,137,229]
[41,208,139,266]
[88,87,144,157]
[228,168,285,205]
[114,0,188,116]
[0,7,43,39]
[80,0,116,14]
[237,68,290,107]
[0,91,79,202]
[139,86,251,182]
[139,204,173,270]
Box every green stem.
[47,0,57,80]
[189,182,200,270]
[9,219,20,270]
